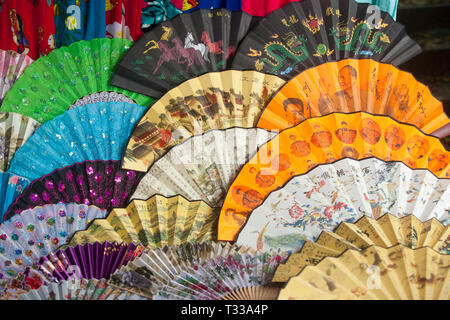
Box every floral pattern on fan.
[3,160,144,222]
[154,248,288,299]
[235,158,450,252]
[0,203,107,288]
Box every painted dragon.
[250,32,309,75]
[330,20,391,55]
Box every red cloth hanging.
[0,0,56,60]
[105,0,143,42]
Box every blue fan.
[8,102,145,181]
[0,172,29,220]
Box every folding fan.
[0,112,40,172]
[18,278,147,300]
[67,195,218,249]
[235,157,450,253]
[131,128,276,207]
[7,102,145,182]
[0,266,50,299]
[153,247,288,300]
[278,244,450,300]
[173,0,398,19]
[121,70,285,172]
[3,160,143,222]
[0,203,107,285]
[232,0,420,80]
[37,242,143,282]
[0,38,154,124]
[0,172,30,220]
[108,241,238,298]
[110,9,255,98]
[256,59,449,137]
[0,50,33,104]
[218,112,450,241]
[273,213,449,282]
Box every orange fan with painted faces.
[217,112,450,241]
[256,59,450,138]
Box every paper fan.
[235,157,450,253]
[108,241,238,298]
[0,203,107,284]
[273,213,449,282]
[232,0,420,80]
[131,128,276,207]
[68,195,218,249]
[256,59,449,137]
[218,112,450,241]
[0,50,33,104]
[7,102,145,182]
[121,70,285,172]
[153,247,288,300]
[3,160,143,222]
[0,112,40,172]
[37,242,143,282]
[110,9,255,98]
[278,244,450,300]
[0,38,154,124]
[18,278,147,300]
[0,172,30,220]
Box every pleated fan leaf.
[4,160,143,222]
[0,204,107,289]
[8,102,145,181]
[111,9,255,98]
[278,245,450,300]
[68,195,218,249]
[108,241,238,298]
[18,278,147,300]
[232,0,420,80]
[0,50,33,104]
[256,59,449,137]
[0,38,154,124]
[0,172,30,220]
[38,242,143,282]
[121,70,285,172]
[131,128,276,207]
[153,248,288,300]
[0,112,40,172]
[235,157,450,253]
[218,112,450,241]
[272,213,449,282]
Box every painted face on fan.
[384,125,406,150]
[311,124,333,148]
[338,65,357,91]
[428,150,449,173]
[407,135,430,160]
[359,118,382,145]
[231,186,263,210]
[283,98,306,126]
[335,121,357,144]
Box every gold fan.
[68,195,218,249]
[273,214,449,282]
[278,244,449,300]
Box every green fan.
[0,38,155,124]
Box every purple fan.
[3,160,144,223]
[38,242,145,281]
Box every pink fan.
[0,50,33,103]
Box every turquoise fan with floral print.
[0,38,154,124]
[7,101,145,182]
[0,203,107,290]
